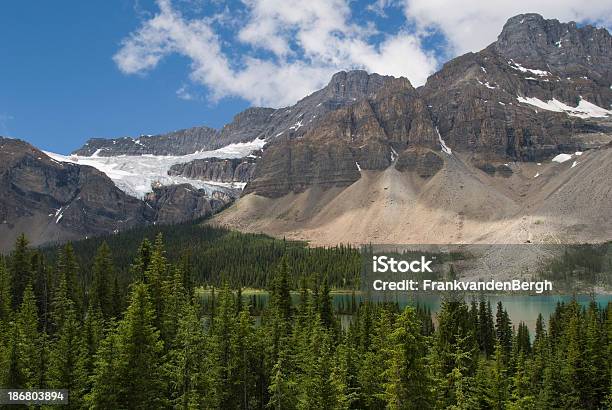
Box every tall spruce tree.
[384,307,432,409]
[91,242,114,318]
[113,283,165,408]
[10,234,32,308]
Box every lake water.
[202,290,612,333]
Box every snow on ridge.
[44,137,266,199]
[436,128,452,155]
[516,96,611,119]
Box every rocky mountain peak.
[494,13,612,76]
[322,70,413,102]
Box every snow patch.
[551,154,572,163]
[289,120,303,131]
[436,128,452,155]
[534,173,540,178]
[516,96,612,118]
[508,60,550,77]
[571,161,578,168]
[390,147,398,162]
[355,162,361,172]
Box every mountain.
[212,14,612,245]
[5,13,612,248]
[0,137,231,250]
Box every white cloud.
[176,85,195,100]
[114,0,438,107]
[399,0,612,55]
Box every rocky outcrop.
[168,157,257,183]
[72,126,218,156]
[144,184,230,224]
[395,148,444,178]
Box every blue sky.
[1,0,610,154]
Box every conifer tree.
[384,307,432,409]
[16,284,40,388]
[0,258,12,327]
[130,238,152,281]
[86,321,121,409]
[10,234,32,307]
[91,242,114,318]
[56,243,82,316]
[495,302,512,362]
[167,301,218,409]
[144,233,168,331]
[113,283,166,408]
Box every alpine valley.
[2,13,611,251]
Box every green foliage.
[0,233,610,409]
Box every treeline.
[540,242,612,289]
[40,222,361,289]
[1,235,611,409]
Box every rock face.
[168,157,257,183]
[243,73,440,197]
[72,126,218,156]
[144,184,229,224]
[394,148,444,178]
[420,13,611,162]
[0,138,233,250]
[241,13,612,197]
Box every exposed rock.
[168,157,257,183]
[144,184,230,224]
[420,14,611,162]
[395,148,444,178]
[244,73,439,197]
[72,126,218,156]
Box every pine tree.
[495,302,512,362]
[167,301,218,409]
[86,321,122,409]
[10,234,32,308]
[384,307,432,409]
[56,243,82,316]
[583,301,607,407]
[0,258,12,327]
[319,275,334,331]
[31,251,52,332]
[489,342,508,410]
[91,242,114,318]
[77,306,103,400]
[268,345,296,410]
[15,284,40,388]
[144,233,168,331]
[160,266,187,348]
[48,292,86,408]
[130,238,152,281]
[112,283,166,408]
[271,257,291,323]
